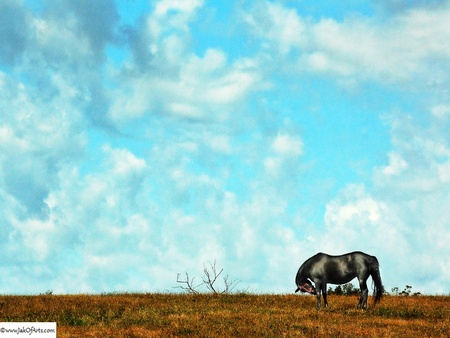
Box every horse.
[295,251,384,309]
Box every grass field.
[0,293,448,337]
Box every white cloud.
[208,134,232,154]
[325,185,384,226]
[0,72,86,217]
[246,2,450,85]
[382,152,408,176]
[244,2,305,55]
[109,46,263,123]
[33,16,93,62]
[9,217,56,262]
[150,0,204,38]
[264,131,304,178]
[264,157,282,176]
[102,145,147,177]
[154,0,204,17]
[106,0,268,125]
[272,133,303,157]
[431,104,450,119]
[437,162,450,183]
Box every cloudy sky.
[1,0,449,295]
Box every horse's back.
[351,251,379,264]
[304,251,379,274]
[329,251,378,262]
[313,251,379,270]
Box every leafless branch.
[223,274,240,293]
[202,261,223,294]
[175,260,243,294]
[175,272,203,294]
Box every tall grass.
[0,293,448,337]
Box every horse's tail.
[370,257,384,306]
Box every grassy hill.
[0,293,448,337]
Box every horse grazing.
[295,251,384,309]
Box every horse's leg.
[357,279,368,309]
[362,282,368,309]
[322,283,328,308]
[315,281,322,309]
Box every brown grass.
[0,293,448,337]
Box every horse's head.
[295,280,317,295]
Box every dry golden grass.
[0,293,448,337]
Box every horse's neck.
[297,265,309,280]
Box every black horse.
[295,251,384,309]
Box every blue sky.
[1,0,449,295]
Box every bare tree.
[175,260,242,294]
